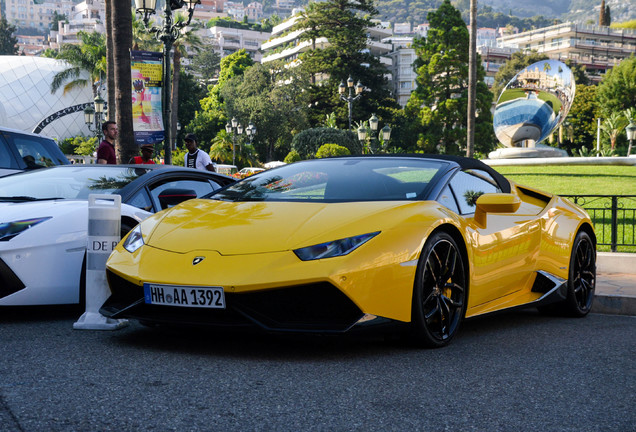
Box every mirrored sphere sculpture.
[492,59,575,155]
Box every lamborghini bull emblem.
[192,256,205,265]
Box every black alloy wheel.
[539,230,596,317]
[411,231,467,348]
[566,231,596,316]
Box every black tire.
[411,231,467,348]
[543,231,596,317]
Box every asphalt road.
[0,308,634,432]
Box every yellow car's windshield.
[212,157,448,202]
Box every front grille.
[0,258,25,299]
[102,271,363,333]
[233,283,363,332]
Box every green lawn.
[492,164,636,252]
[493,165,636,196]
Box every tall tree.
[220,60,311,162]
[599,0,606,26]
[293,0,398,130]
[596,56,636,117]
[0,16,18,55]
[111,0,135,164]
[564,84,600,154]
[466,0,477,157]
[188,50,255,150]
[406,0,494,155]
[188,42,221,82]
[50,31,106,97]
[105,0,115,121]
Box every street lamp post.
[338,76,364,131]
[357,113,391,154]
[84,94,106,140]
[225,117,244,166]
[246,123,256,146]
[626,121,636,157]
[135,0,200,166]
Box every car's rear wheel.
[411,231,467,348]
[542,231,596,317]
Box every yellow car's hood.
[144,199,435,255]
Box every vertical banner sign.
[131,50,165,145]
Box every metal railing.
[563,195,636,252]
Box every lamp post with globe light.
[225,117,243,166]
[357,113,391,154]
[83,94,106,140]
[134,0,200,165]
[338,77,365,131]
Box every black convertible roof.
[413,154,510,193]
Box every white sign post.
[73,194,128,330]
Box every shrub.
[315,144,350,158]
[284,149,302,163]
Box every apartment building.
[50,0,105,48]
[383,36,417,107]
[208,25,271,61]
[498,22,636,83]
[3,0,75,31]
[260,11,393,75]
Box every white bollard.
[73,194,128,330]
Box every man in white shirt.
[183,133,216,172]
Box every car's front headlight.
[123,225,145,253]
[0,217,51,241]
[293,232,380,261]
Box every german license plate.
[143,283,225,309]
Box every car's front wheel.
[411,231,467,348]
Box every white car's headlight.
[0,217,51,241]
[293,232,380,261]
[123,225,145,253]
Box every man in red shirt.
[97,121,117,164]
[128,144,156,164]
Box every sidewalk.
[593,252,636,316]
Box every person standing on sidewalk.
[97,121,117,164]
[128,144,156,164]
[184,133,215,172]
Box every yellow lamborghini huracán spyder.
[101,155,596,347]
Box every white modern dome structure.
[0,56,95,140]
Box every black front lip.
[102,271,368,333]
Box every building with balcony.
[208,25,271,61]
[497,22,636,83]
[261,10,393,78]
[3,0,75,32]
[192,0,226,21]
[478,45,520,88]
[383,36,416,108]
[49,0,105,48]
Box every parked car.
[0,126,69,177]
[101,155,596,347]
[233,167,265,179]
[0,165,234,306]
[215,164,238,176]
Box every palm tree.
[601,112,627,150]
[50,31,106,97]
[110,0,135,164]
[132,11,160,51]
[209,131,233,163]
